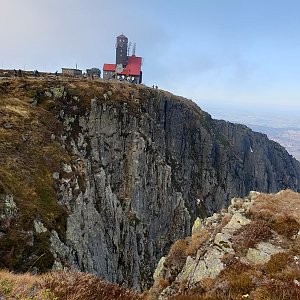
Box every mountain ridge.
[0,77,300,290]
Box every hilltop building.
[62,68,82,76]
[86,68,101,78]
[103,34,142,84]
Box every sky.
[1,0,300,122]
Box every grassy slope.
[0,78,72,271]
[0,270,140,300]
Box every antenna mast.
[132,43,136,56]
[127,42,132,56]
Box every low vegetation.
[149,190,300,299]
[0,270,140,300]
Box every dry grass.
[232,219,272,251]
[165,239,190,270]
[0,270,51,299]
[248,190,300,240]
[157,278,169,290]
[253,279,300,300]
[155,191,300,299]
[0,270,140,300]
[263,252,291,274]
[42,271,140,300]
[270,214,299,238]
[186,229,210,257]
[249,190,300,222]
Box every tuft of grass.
[186,229,210,257]
[263,252,291,275]
[165,239,190,270]
[253,279,300,300]
[158,278,169,290]
[232,219,272,251]
[269,214,299,239]
[0,270,140,300]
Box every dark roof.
[117,34,128,39]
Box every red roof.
[103,63,116,72]
[103,56,142,76]
[122,56,142,76]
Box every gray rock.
[63,163,72,173]
[52,172,60,179]
[34,219,47,233]
[48,87,300,290]
[0,194,18,219]
[246,242,285,264]
[3,123,13,129]
[178,247,224,284]
[45,91,52,98]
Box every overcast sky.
[1,0,300,118]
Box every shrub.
[158,278,169,289]
[186,230,210,257]
[165,239,189,270]
[253,279,300,300]
[232,220,272,251]
[269,215,299,239]
[263,252,290,274]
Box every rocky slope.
[0,77,300,290]
[149,190,300,299]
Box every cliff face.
[0,78,300,290]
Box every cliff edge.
[0,77,300,290]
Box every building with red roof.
[103,34,142,84]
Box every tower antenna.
[127,42,132,56]
[132,43,136,56]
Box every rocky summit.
[0,76,300,291]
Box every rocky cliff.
[149,190,300,299]
[0,77,300,290]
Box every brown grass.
[186,229,210,257]
[249,190,300,222]
[263,252,291,274]
[253,279,300,300]
[43,271,140,300]
[0,270,48,299]
[0,270,140,300]
[165,239,190,271]
[158,278,169,290]
[232,219,272,251]
[270,214,299,238]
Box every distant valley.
[201,103,300,162]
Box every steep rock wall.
[0,79,299,290]
[49,84,300,290]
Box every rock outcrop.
[0,77,300,290]
[149,190,300,299]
